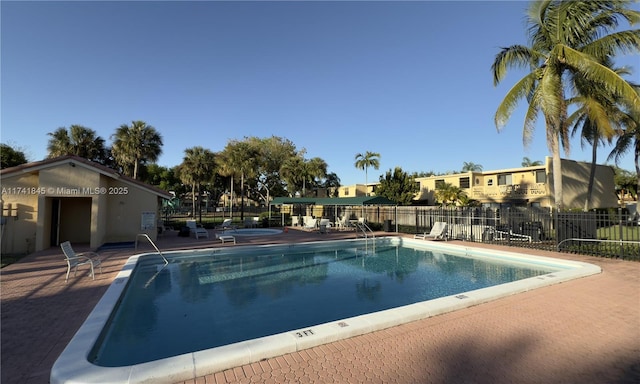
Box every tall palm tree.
[568,65,636,210]
[111,121,163,179]
[354,151,380,194]
[218,140,258,220]
[608,86,640,214]
[47,125,107,163]
[492,0,640,210]
[178,147,216,220]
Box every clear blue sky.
[2,1,638,186]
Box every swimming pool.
[51,237,600,384]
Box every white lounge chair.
[216,218,237,232]
[186,220,209,239]
[60,241,102,282]
[215,233,236,244]
[414,222,448,241]
[303,218,318,231]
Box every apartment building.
[339,157,618,209]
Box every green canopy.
[270,196,397,206]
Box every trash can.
[383,219,393,232]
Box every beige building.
[1,156,171,255]
[339,158,618,209]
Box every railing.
[356,221,376,254]
[135,233,168,265]
[558,238,640,252]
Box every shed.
[1,156,171,253]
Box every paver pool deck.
[1,227,639,384]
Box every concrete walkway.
[1,228,639,383]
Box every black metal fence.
[304,205,639,261]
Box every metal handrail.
[135,233,168,265]
[557,238,640,251]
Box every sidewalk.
[1,230,638,384]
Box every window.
[343,188,349,196]
[535,170,546,183]
[459,177,470,189]
[435,179,445,188]
[497,174,512,185]
[487,179,493,186]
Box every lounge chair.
[60,241,102,282]
[335,216,347,231]
[303,218,318,231]
[215,232,236,244]
[414,222,448,241]
[216,218,236,232]
[186,220,209,239]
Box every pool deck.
[2,227,639,384]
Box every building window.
[435,179,445,188]
[535,170,546,183]
[343,188,349,196]
[498,174,512,185]
[487,179,493,186]
[459,177,470,189]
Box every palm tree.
[178,147,216,220]
[608,87,640,214]
[354,151,380,194]
[521,157,543,167]
[434,182,466,206]
[568,65,636,210]
[111,121,163,179]
[492,0,640,210]
[461,162,483,172]
[47,125,107,163]
[280,154,327,197]
[218,140,258,220]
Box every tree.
[521,157,543,167]
[568,65,636,210]
[492,0,640,210]
[376,167,419,205]
[608,87,640,213]
[143,164,183,193]
[461,162,483,172]
[354,151,380,193]
[280,153,327,197]
[46,125,108,163]
[177,147,216,220]
[111,121,163,179]
[0,143,28,169]
[434,182,466,206]
[218,140,259,220]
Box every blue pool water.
[90,240,559,367]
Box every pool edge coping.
[50,237,601,384]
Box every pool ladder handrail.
[356,221,375,239]
[135,233,168,265]
[355,221,376,254]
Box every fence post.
[619,207,624,259]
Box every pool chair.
[303,218,318,231]
[216,218,237,232]
[414,222,448,241]
[215,232,236,244]
[60,241,102,282]
[186,219,209,239]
